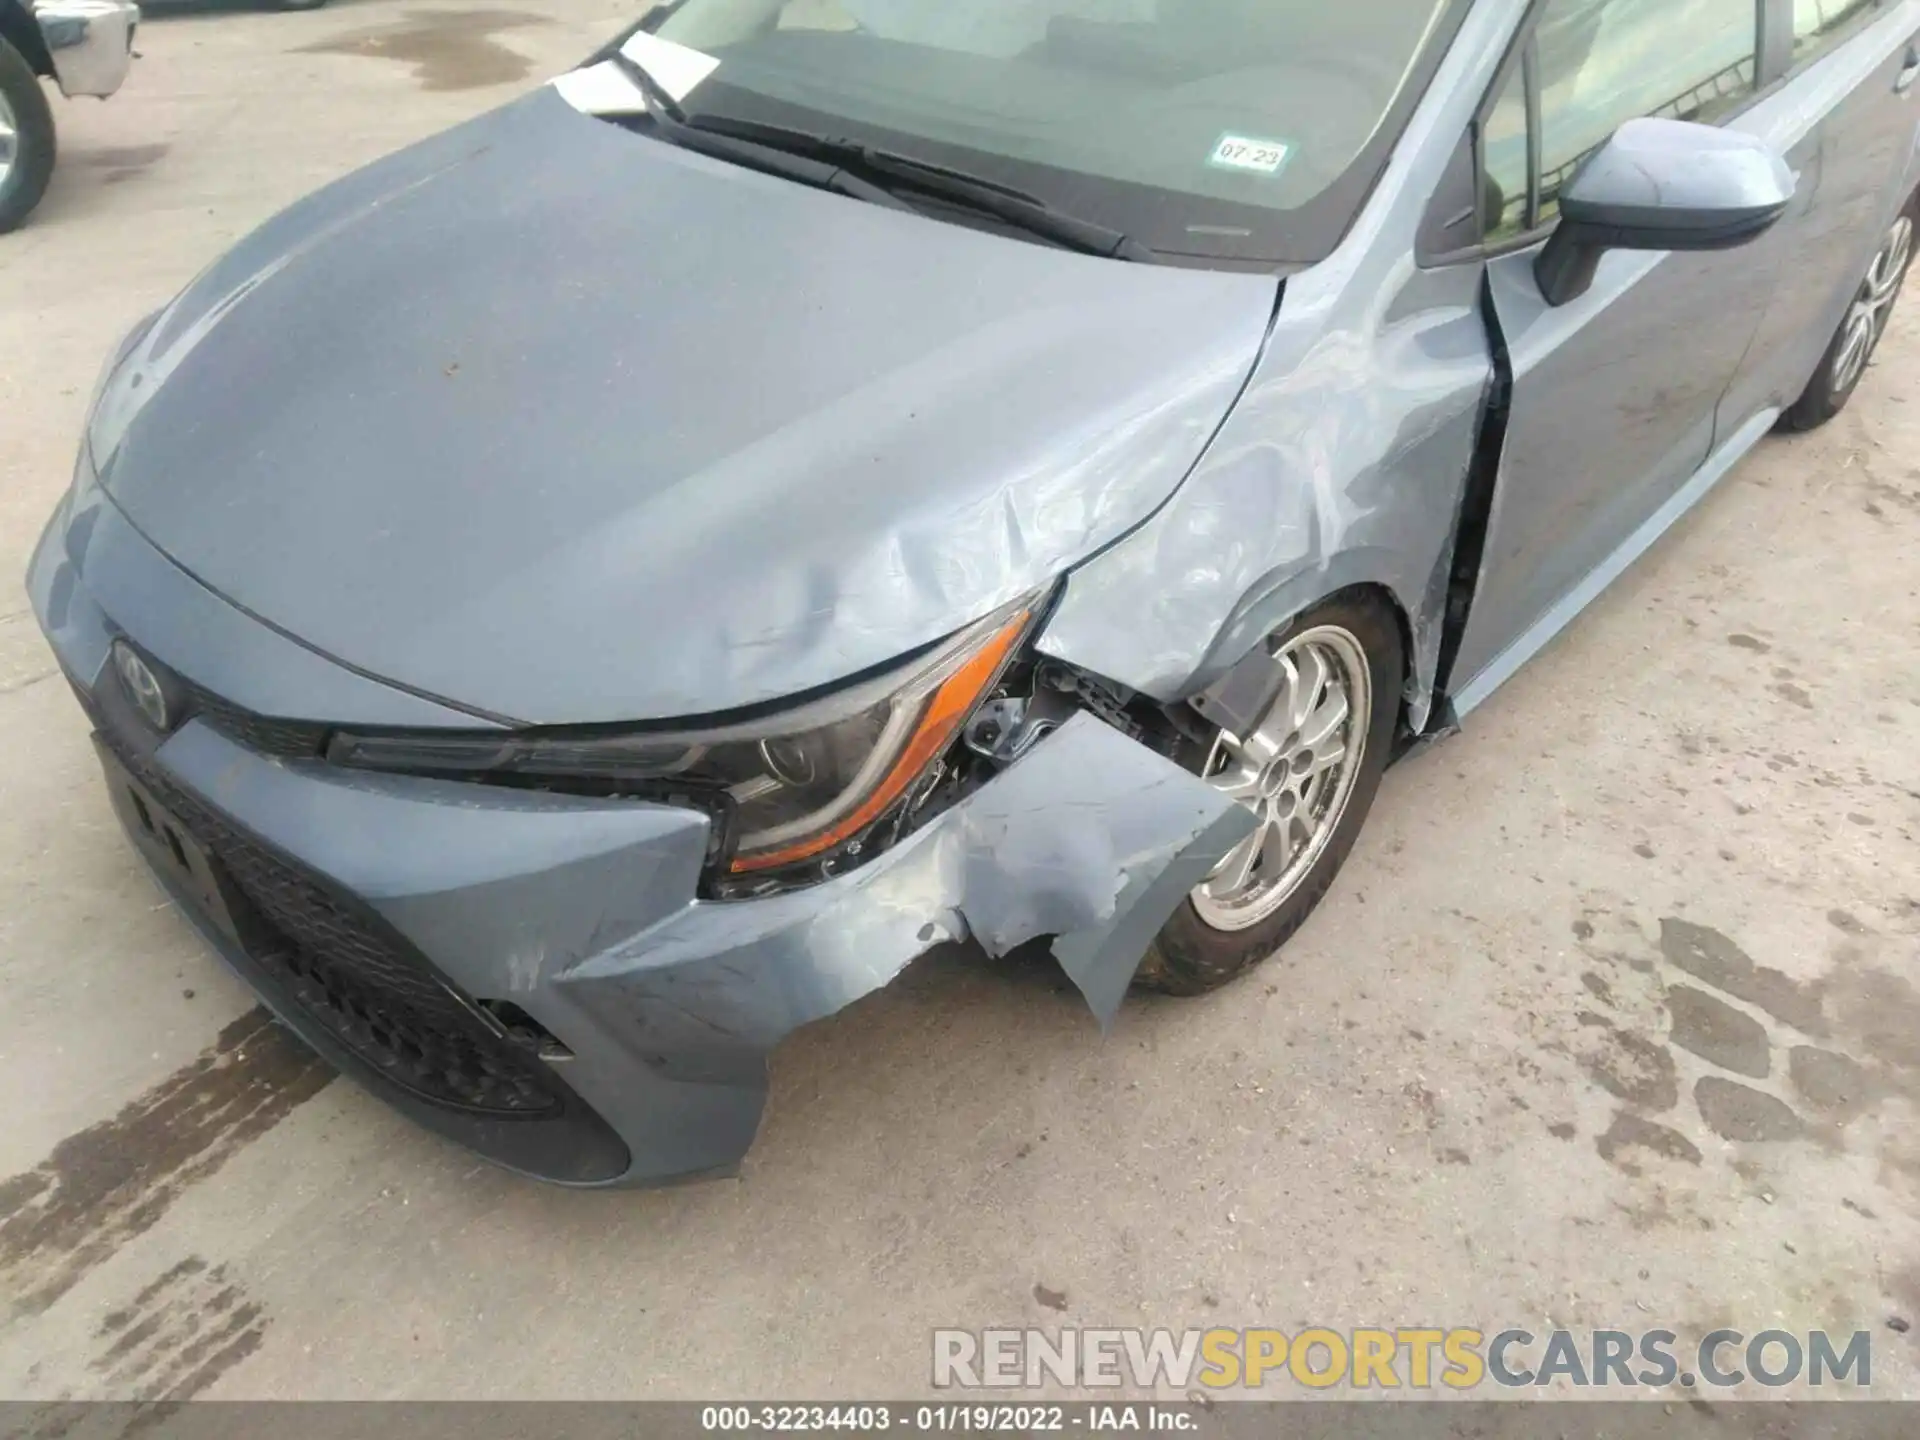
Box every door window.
[1536,0,1758,217]
[1479,0,1762,241]
[1793,0,1882,63]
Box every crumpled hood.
[92,88,1277,725]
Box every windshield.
[621,0,1463,263]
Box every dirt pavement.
[2,0,1919,1403]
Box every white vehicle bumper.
[33,0,139,100]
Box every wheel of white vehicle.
[1133,593,1401,997]
[0,36,57,235]
[1778,198,1916,433]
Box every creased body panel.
[35,526,1256,1184]
[91,88,1277,726]
[1040,252,1490,727]
[142,714,1249,1185]
[1033,0,1525,725]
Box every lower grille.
[98,727,560,1117]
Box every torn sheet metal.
[143,708,1248,1186]
[549,713,1253,1172]
[945,713,1257,1027]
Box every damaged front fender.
[555,711,1254,1182]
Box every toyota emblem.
[112,642,171,732]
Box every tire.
[1133,591,1403,997]
[0,36,57,236]
[1777,196,1917,433]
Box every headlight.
[328,593,1044,886]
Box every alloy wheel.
[1189,626,1372,932]
[0,87,16,193]
[1833,213,1914,397]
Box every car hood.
[91,88,1277,725]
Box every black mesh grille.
[183,685,330,759]
[97,727,560,1117]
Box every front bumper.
[29,487,1252,1186]
[33,0,139,100]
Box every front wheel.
[0,37,57,235]
[1133,592,1402,996]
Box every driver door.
[1447,0,1777,707]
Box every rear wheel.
[1778,200,1916,432]
[0,37,57,235]
[1133,593,1402,997]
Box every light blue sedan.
[29,0,1920,1184]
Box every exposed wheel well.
[1298,581,1420,747]
[1178,579,1421,761]
[1356,582,1419,730]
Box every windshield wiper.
[607,48,689,125]
[683,113,1157,262]
[596,50,1150,259]
[607,51,918,214]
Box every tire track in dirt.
[8,1253,270,1433]
[0,1009,332,1321]
[88,1254,269,1402]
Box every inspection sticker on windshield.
[1207,134,1292,176]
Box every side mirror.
[1535,117,1795,306]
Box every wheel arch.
[0,1,55,77]
[1184,566,1430,745]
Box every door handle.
[1898,44,1920,95]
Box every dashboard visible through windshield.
[624,0,1465,263]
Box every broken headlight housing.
[327,594,1043,892]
